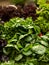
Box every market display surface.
[0,0,49,65]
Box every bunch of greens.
[0,17,49,65]
[34,0,49,33]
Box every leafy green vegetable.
[34,1,49,33]
[0,0,49,64]
[32,45,46,55]
[0,17,49,65]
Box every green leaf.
[17,43,23,48]
[40,40,48,47]
[34,25,40,34]
[23,44,32,52]
[6,44,19,51]
[15,54,23,61]
[32,45,46,55]
[23,51,32,56]
[25,35,32,42]
[41,35,48,41]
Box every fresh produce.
[0,0,49,65]
[0,17,49,65]
[0,3,37,22]
[34,0,49,33]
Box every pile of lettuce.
[34,0,49,33]
[0,17,49,65]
